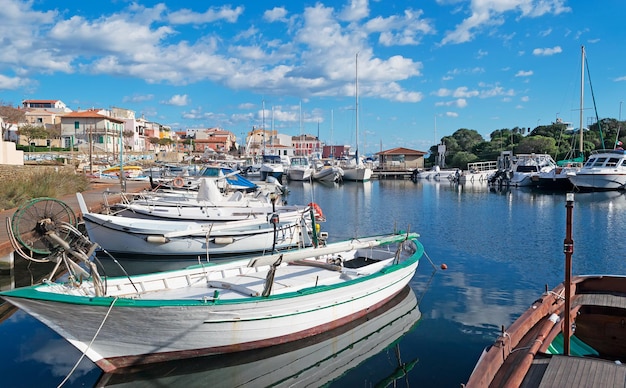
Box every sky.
[1,0,625,155]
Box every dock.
[372,169,416,180]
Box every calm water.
[2,179,626,387]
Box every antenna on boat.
[563,193,574,356]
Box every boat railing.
[467,160,498,172]
[589,149,626,155]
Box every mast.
[331,109,335,159]
[579,45,584,155]
[355,52,359,162]
[262,100,266,155]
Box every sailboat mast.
[355,52,359,162]
[579,45,585,154]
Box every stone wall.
[0,164,75,181]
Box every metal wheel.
[10,197,78,255]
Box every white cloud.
[164,94,189,106]
[0,74,29,90]
[614,76,626,82]
[264,7,288,22]
[167,5,244,24]
[453,87,479,98]
[123,94,154,103]
[532,46,562,56]
[365,9,435,47]
[441,0,571,45]
[339,0,369,22]
[515,70,533,77]
[539,28,552,37]
[446,111,459,117]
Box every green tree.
[515,135,557,155]
[450,151,479,169]
[18,124,48,151]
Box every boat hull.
[568,172,626,191]
[1,246,420,372]
[287,167,312,181]
[313,167,342,182]
[82,212,310,257]
[95,286,420,387]
[342,167,372,182]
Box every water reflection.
[95,287,421,387]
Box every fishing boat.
[96,285,421,387]
[465,193,626,387]
[101,165,144,178]
[150,165,260,192]
[1,214,423,373]
[109,177,318,222]
[77,193,319,259]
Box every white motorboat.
[567,149,626,191]
[260,155,285,183]
[312,164,344,182]
[488,151,557,187]
[286,156,313,181]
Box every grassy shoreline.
[2,171,91,211]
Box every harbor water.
[2,179,626,387]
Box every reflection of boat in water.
[96,286,421,387]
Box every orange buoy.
[307,202,325,221]
[172,177,185,188]
[440,263,448,270]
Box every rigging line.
[57,296,119,388]
[585,55,604,148]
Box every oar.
[247,232,419,267]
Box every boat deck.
[523,355,626,387]
[136,261,366,300]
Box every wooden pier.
[372,169,415,180]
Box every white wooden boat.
[150,165,261,192]
[78,193,318,258]
[109,178,319,222]
[567,149,626,191]
[0,231,423,372]
[96,285,420,386]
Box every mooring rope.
[57,296,119,388]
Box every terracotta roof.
[62,110,125,123]
[376,147,427,156]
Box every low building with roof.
[376,147,427,170]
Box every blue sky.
[1,0,625,154]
